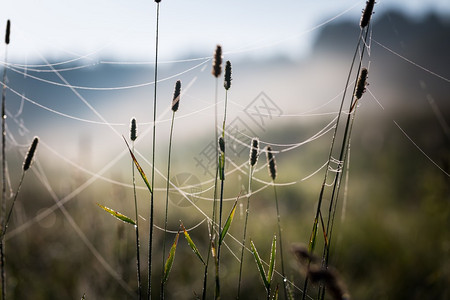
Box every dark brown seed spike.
[360,0,375,28]
[172,80,181,112]
[23,137,39,171]
[212,45,222,78]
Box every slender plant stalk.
[1,20,10,300]
[202,45,222,300]
[301,29,363,300]
[237,138,259,299]
[1,136,37,300]
[161,80,181,299]
[265,146,287,299]
[215,60,231,299]
[148,2,160,299]
[130,118,142,300]
[318,32,371,300]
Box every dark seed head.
[360,0,375,28]
[5,20,10,45]
[224,61,232,90]
[354,68,368,100]
[155,0,161,3]
[219,137,225,154]
[172,80,181,112]
[249,138,259,167]
[130,118,137,141]
[266,146,277,180]
[23,137,39,171]
[212,45,222,78]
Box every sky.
[1,0,450,63]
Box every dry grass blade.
[181,223,205,265]
[163,230,180,284]
[122,136,152,194]
[97,204,136,226]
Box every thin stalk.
[215,86,228,299]
[237,165,254,299]
[317,25,371,300]
[301,30,362,300]
[148,3,160,299]
[202,77,220,300]
[131,141,142,300]
[215,178,224,300]
[273,183,287,300]
[1,43,8,300]
[161,111,176,299]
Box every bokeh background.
[0,0,449,299]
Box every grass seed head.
[266,146,277,180]
[355,68,368,100]
[172,80,181,112]
[219,137,225,154]
[130,118,137,141]
[5,20,10,45]
[23,137,39,171]
[212,45,222,78]
[360,0,375,28]
[224,61,232,90]
[249,138,259,167]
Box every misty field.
[0,1,449,299]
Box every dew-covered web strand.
[372,39,450,84]
[367,87,450,178]
[224,1,361,58]
[2,73,202,127]
[3,57,211,91]
[29,158,135,296]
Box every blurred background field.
[0,1,449,299]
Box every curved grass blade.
[122,136,152,194]
[181,223,205,265]
[268,234,277,285]
[163,230,180,284]
[219,198,238,245]
[250,240,269,290]
[97,204,136,226]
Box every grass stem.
[148,2,160,299]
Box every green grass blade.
[122,136,152,194]
[267,234,277,285]
[163,230,180,284]
[250,240,269,290]
[181,223,205,265]
[308,217,318,253]
[97,204,136,226]
[219,198,237,245]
